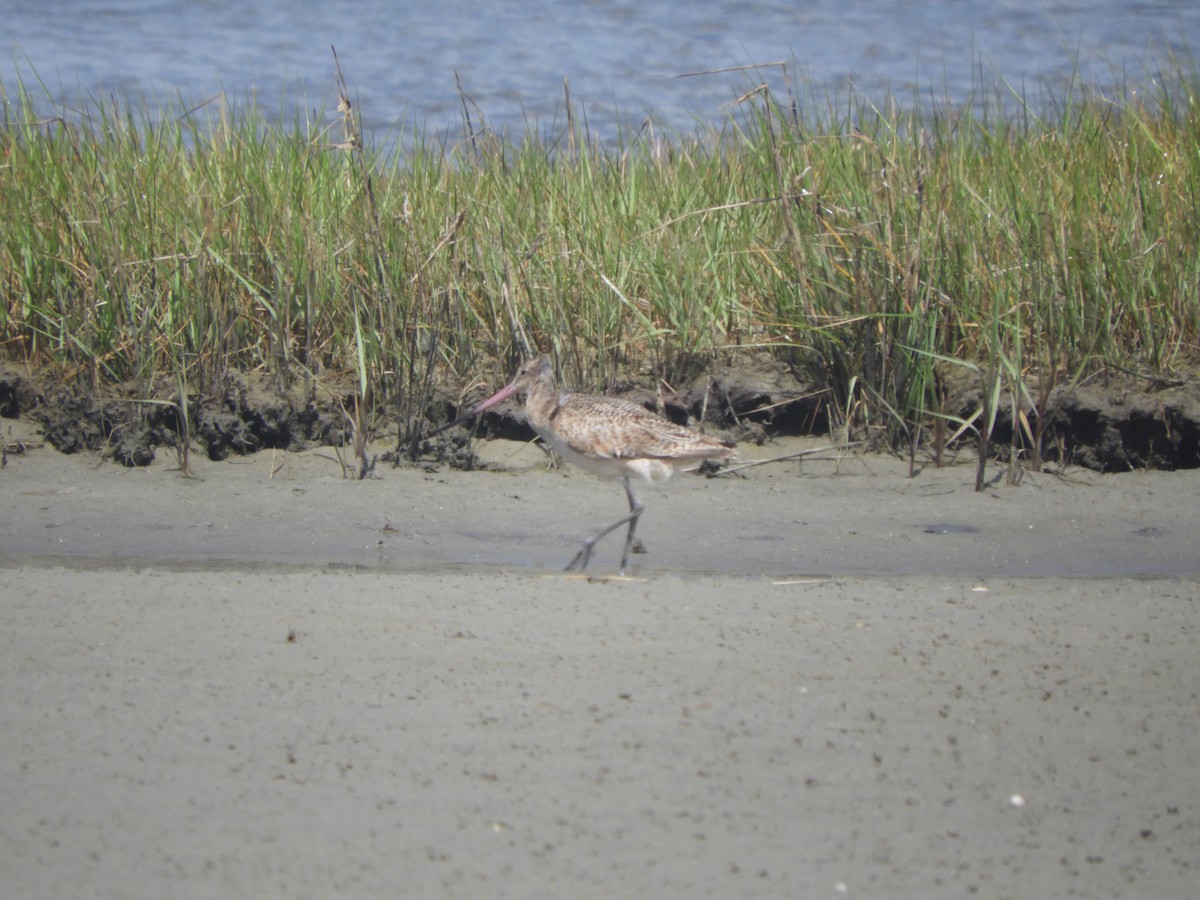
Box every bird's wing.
[554,396,730,461]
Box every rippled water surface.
[4,1,1198,140]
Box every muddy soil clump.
[1,368,347,467]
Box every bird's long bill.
[428,380,520,436]
[468,380,520,416]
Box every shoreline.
[2,441,1198,897]
[3,433,1199,579]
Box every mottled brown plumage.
[469,356,734,573]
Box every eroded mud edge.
[1,360,1197,472]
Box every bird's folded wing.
[557,403,728,461]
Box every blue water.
[3,0,1198,142]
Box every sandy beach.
[1,436,1197,898]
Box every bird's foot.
[565,541,594,572]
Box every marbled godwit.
[460,356,734,574]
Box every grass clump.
[2,57,1198,463]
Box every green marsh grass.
[2,61,1198,464]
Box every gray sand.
[1,436,1197,898]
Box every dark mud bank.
[0,370,348,467]
[2,362,1198,472]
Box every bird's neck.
[523,373,565,433]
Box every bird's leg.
[617,478,644,575]
[565,478,644,575]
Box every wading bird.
[455,356,734,574]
